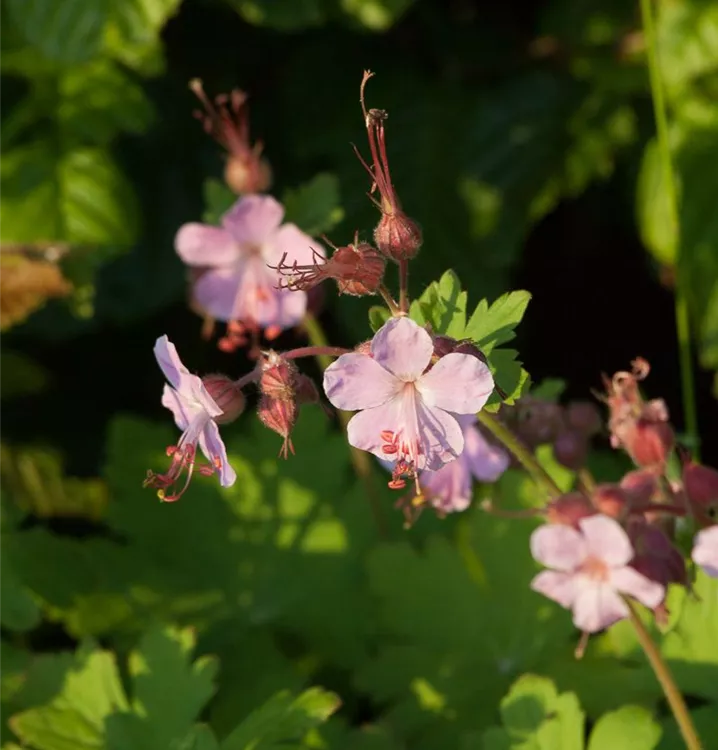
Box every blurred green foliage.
[3,0,718,748]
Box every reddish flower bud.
[546,492,595,527]
[507,397,563,447]
[591,484,630,519]
[682,460,718,526]
[274,236,386,297]
[628,518,686,600]
[190,80,271,195]
[566,401,602,436]
[257,395,297,459]
[201,374,246,424]
[624,418,674,468]
[259,352,297,401]
[553,429,588,470]
[355,71,422,262]
[619,468,659,507]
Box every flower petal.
[324,353,401,411]
[610,566,665,609]
[422,459,473,513]
[572,583,628,633]
[416,352,494,413]
[265,223,324,267]
[162,384,200,430]
[175,223,238,267]
[371,317,433,381]
[222,195,284,245]
[530,524,587,571]
[531,570,578,609]
[199,420,237,488]
[579,515,634,568]
[463,423,510,482]
[692,526,718,579]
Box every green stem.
[625,599,703,750]
[302,313,388,537]
[398,259,409,313]
[640,0,700,457]
[476,411,562,498]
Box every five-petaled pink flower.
[692,525,718,579]
[323,316,494,473]
[175,195,323,335]
[530,515,664,632]
[421,414,509,513]
[144,336,236,501]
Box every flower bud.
[624,418,674,468]
[591,484,630,519]
[374,212,423,262]
[553,429,588,470]
[682,460,718,525]
[259,353,297,401]
[257,395,297,458]
[202,374,245,424]
[335,242,386,296]
[224,154,272,195]
[355,339,373,356]
[566,401,602,436]
[508,398,563,446]
[628,519,686,592]
[619,468,659,507]
[295,374,320,405]
[546,492,595,527]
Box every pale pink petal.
[416,352,494,414]
[265,223,324,267]
[530,524,587,571]
[199,420,236,488]
[610,566,665,609]
[324,353,401,411]
[154,335,191,390]
[222,195,284,245]
[175,223,238,267]
[371,317,433,381]
[422,458,473,513]
[463,423,509,482]
[271,287,308,329]
[531,570,578,609]
[579,515,634,568]
[346,397,463,471]
[692,526,718,579]
[161,384,199,430]
[572,583,628,633]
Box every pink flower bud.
[259,353,297,401]
[257,395,297,458]
[553,429,588,470]
[566,401,602,436]
[682,460,718,526]
[619,468,659,507]
[224,154,272,195]
[201,374,246,424]
[624,418,674,468]
[592,484,630,519]
[628,518,686,603]
[374,212,423,262]
[546,492,595,527]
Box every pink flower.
[421,415,509,513]
[692,525,718,579]
[175,195,323,333]
[144,336,236,501]
[323,316,494,473]
[530,515,664,632]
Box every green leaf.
[410,270,468,338]
[103,0,183,76]
[220,687,341,750]
[636,138,678,268]
[480,674,584,750]
[0,351,48,399]
[700,281,718,368]
[9,643,129,750]
[228,0,327,31]
[340,0,417,31]
[530,378,567,402]
[368,305,392,333]
[587,706,661,750]
[0,559,41,632]
[282,173,344,236]
[464,291,532,355]
[5,0,110,64]
[202,179,238,225]
[1,143,139,247]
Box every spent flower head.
[144,336,237,501]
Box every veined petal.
[531,570,578,609]
[265,223,324,267]
[416,400,465,470]
[371,317,433,381]
[222,195,284,246]
[193,266,246,322]
[692,526,718,578]
[175,223,238,267]
[162,384,201,430]
[530,524,587,571]
[572,583,628,633]
[463,423,509,482]
[417,352,494,413]
[422,458,473,513]
[324,353,401,411]
[610,566,665,609]
[199,420,237,488]
[579,515,634,568]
